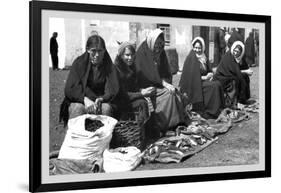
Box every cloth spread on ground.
[49,157,103,175]
[50,103,258,173]
[237,100,259,113]
[49,150,103,175]
[143,108,251,163]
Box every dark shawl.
[114,57,143,102]
[240,56,250,70]
[179,50,211,104]
[59,51,119,126]
[135,40,172,89]
[64,51,118,103]
[214,51,247,91]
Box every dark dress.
[114,58,149,125]
[179,50,224,118]
[59,51,119,126]
[135,39,187,134]
[214,51,250,104]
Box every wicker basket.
[110,120,145,150]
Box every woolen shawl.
[135,29,172,88]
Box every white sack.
[103,146,142,172]
[58,114,118,160]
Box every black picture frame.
[29,0,271,192]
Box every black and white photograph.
[29,1,271,192]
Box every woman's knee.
[101,103,113,116]
[68,103,86,119]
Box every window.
[157,24,171,46]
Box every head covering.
[192,37,207,69]
[114,41,136,80]
[86,35,106,50]
[146,28,164,51]
[214,50,249,102]
[61,35,119,126]
[179,37,209,105]
[230,41,245,63]
[135,29,172,88]
[117,41,135,56]
[192,36,206,52]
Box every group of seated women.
[179,35,253,118]
[59,28,253,138]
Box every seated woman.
[179,37,224,119]
[59,35,119,126]
[214,41,252,107]
[135,29,188,137]
[113,41,150,126]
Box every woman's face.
[193,42,203,55]
[121,47,135,66]
[153,36,165,54]
[88,44,105,65]
[233,46,242,58]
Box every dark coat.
[113,56,150,123]
[179,50,209,104]
[179,50,224,117]
[135,40,172,88]
[114,57,143,103]
[50,37,58,55]
[59,51,119,126]
[64,51,119,103]
[214,51,250,102]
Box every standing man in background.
[245,32,256,67]
[50,32,59,70]
[217,27,226,63]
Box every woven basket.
[110,120,145,150]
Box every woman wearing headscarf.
[226,29,253,101]
[179,37,224,119]
[59,35,119,126]
[113,41,150,126]
[135,29,187,137]
[214,41,251,106]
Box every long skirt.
[116,98,150,127]
[148,88,187,135]
[238,73,251,103]
[201,80,224,117]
